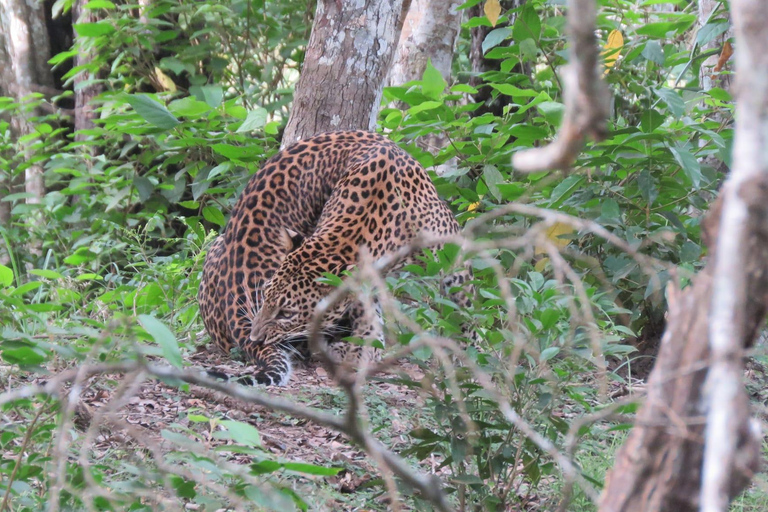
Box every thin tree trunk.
[599,2,766,508]
[389,0,461,86]
[0,0,54,262]
[73,0,101,152]
[282,0,407,147]
[388,0,462,175]
[0,0,52,203]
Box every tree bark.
[388,0,461,87]
[72,0,101,153]
[282,0,407,147]
[388,0,462,176]
[599,1,767,509]
[0,0,53,207]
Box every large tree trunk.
[599,1,766,509]
[281,0,408,147]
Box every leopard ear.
[280,227,303,253]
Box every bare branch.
[702,1,768,510]
[512,0,609,172]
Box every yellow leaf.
[534,222,574,256]
[534,257,550,272]
[467,202,480,212]
[484,0,501,28]
[602,29,624,74]
[154,66,177,92]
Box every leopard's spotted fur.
[198,131,472,385]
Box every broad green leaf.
[421,60,447,100]
[540,346,560,361]
[641,40,665,66]
[548,175,583,209]
[236,108,268,133]
[537,101,565,125]
[482,27,512,54]
[513,4,541,42]
[74,22,115,37]
[169,96,211,117]
[125,95,180,130]
[696,20,730,46]
[669,144,702,188]
[202,206,226,226]
[601,198,621,223]
[635,16,696,38]
[84,0,116,8]
[489,83,538,97]
[282,462,342,476]
[654,88,685,118]
[637,169,658,207]
[408,101,443,115]
[138,315,182,369]
[221,420,261,447]
[29,269,63,280]
[482,165,504,201]
[190,85,224,108]
[0,264,13,287]
[211,144,263,161]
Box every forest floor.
[6,347,768,511]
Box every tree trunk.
[599,1,766,509]
[0,0,53,206]
[389,0,461,86]
[698,0,733,93]
[281,0,407,147]
[388,0,462,176]
[72,0,101,153]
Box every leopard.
[198,131,473,386]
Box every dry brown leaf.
[484,0,501,28]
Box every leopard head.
[249,228,352,347]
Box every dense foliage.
[1,0,753,511]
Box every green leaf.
[654,88,685,118]
[601,198,621,223]
[236,108,268,133]
[210,144,263,161]
[0,264,13,287]
[482,27,512,54]
[281,462,342,476]
[29,269,63,280]
[489,84,538,98]
[125,95,180,130]
[74,22,115,37]
[540,346,560,362]
[696,20,730,46]
[637,169,658,207]
[138,315,182,369]
[640,109,665,133]
[635,16,696,38]
[220,420,261,447]
[202,206,226,226]
[536,101,565,125]
[408,101,443,115]
[168,96,211,117]
[548,175,583,209]
[641,40,665,66]
[84,0,116,8]
[190,85,224,108]
[669,144,702,188]
[421,60,447,100]
[513,4,541,42]
[482,165,504,201]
